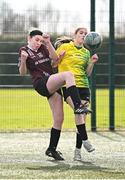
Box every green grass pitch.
[0,88,125,131]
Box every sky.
[1,0,125,36]
[6,0,90,12]
[5,0,125,16]
[4,0,91,33]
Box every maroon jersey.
[19,44,53,87]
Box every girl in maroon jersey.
[18,29,91,160]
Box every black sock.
[76,124,88,141]
[66,85,81,109]
[48,128,61,151]
[76,132,82,149]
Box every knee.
[65,71,74,78]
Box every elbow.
[19,68,26,76]
[86,70,91,77]
[87,73,91,77]
[20,72,25,76]
[19,72,25,76]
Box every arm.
[19,50,28,76]
[42,33,58,64]
[46,41,58,61]
[51,51,66,67]
[86,54,98,76]
[53,43,67,67]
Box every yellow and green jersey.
[56,41,91,87]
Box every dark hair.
[29,30,43,37]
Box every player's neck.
[73,41,83,48]
[27,45,38,52]
[73,42,83,49]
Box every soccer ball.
[84,31,102,51]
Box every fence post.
[109,0,115,130]
[90,0,96,131]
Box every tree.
[0,2,25,35]
[39,2,60,33]
[26,5,39,29]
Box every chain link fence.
[0,0,125,131]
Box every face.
[28,35,43,50]
[74,28,88,45]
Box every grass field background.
[0,88,125,131]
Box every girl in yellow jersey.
[55,27,98,161]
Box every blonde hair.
[74,27,88,34]
[54,36,72,49]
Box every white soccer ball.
[84,31,102,51]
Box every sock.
[66,85,81,109]
[48,128,61,151]
[76,124,88,141]
[76,132,82,149]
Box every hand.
[91,54,98,63]
[21,50,28,62]
[59,50,65,59]
[56,51,66,64]
[42,33,51,44]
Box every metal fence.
[0,0,125,131]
